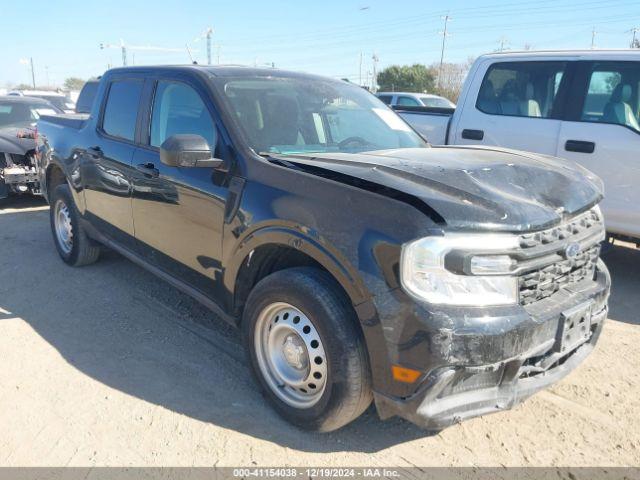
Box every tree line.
[376,59,474,103]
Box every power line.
[218,8,636,57]
[100,40,187,66]
[245,12,633,71]
[221,0,631,50]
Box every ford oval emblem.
[565,242,581,259]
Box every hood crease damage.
[275,146,603,233]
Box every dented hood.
[282,146,604,232]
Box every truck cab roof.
[479,49,640,61]
[103,64,335,81]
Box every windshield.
[213,76,427,155]
[31,95,69,110]
[0,101,58,128]
[421,96,455,108]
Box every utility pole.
[438,15,451,88]
[45,66,50,87]
[206,28,212,65]
[30,57,36,88]
[591,27,597,49]
[19,58,36,87]
[121,41,127,66]
[498,36,509,52]
[101,42,126,66]
[629,27,639,48]
[371,53,379,93]
[359,52,363,87]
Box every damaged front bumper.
[0,166,40,199]
[1,129,41,199]
[374,260,611,430]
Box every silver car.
[376,91,455,109]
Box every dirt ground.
[0,196,639,467]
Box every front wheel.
[242,267,372,432]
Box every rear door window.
[396,96,421,106]
[580,62,640,132]
[101,80,143,141]
[476,61,567,118]
[377,95,393,105]
[421,96,455,108]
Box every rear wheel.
[50,184,101,266]
[242,267,372,432]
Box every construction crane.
[99,39,187,66]
[193,27,220,65]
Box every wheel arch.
[226,226,370,320]
[44,162,67,202]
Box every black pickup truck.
[37,65,611,432]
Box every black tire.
[242,267,372,432]
[49,184,101,266]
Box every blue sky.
[1,0,639,87]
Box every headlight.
[593,204,602,220]
[400,234,519,306]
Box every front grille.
[519,244,600,304]
[516,208,604,305]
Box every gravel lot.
[0,196,639,467]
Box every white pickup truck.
[398,50,640,242]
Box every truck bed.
[39,113,89,131]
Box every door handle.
[136,162,159,178]
[461,129,484,140]
[565,140,595,154]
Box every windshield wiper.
[258,152,305,169]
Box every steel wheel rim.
[54,199,73,255]
[254,302,328,408]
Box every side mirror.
[159,134,224,169]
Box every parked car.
[397,50,640,244]
[38,66,610,432]
[9,90,75,113]
[0,96,62,199]
[377,91,456,108]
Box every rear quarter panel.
[37,115,89,210]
